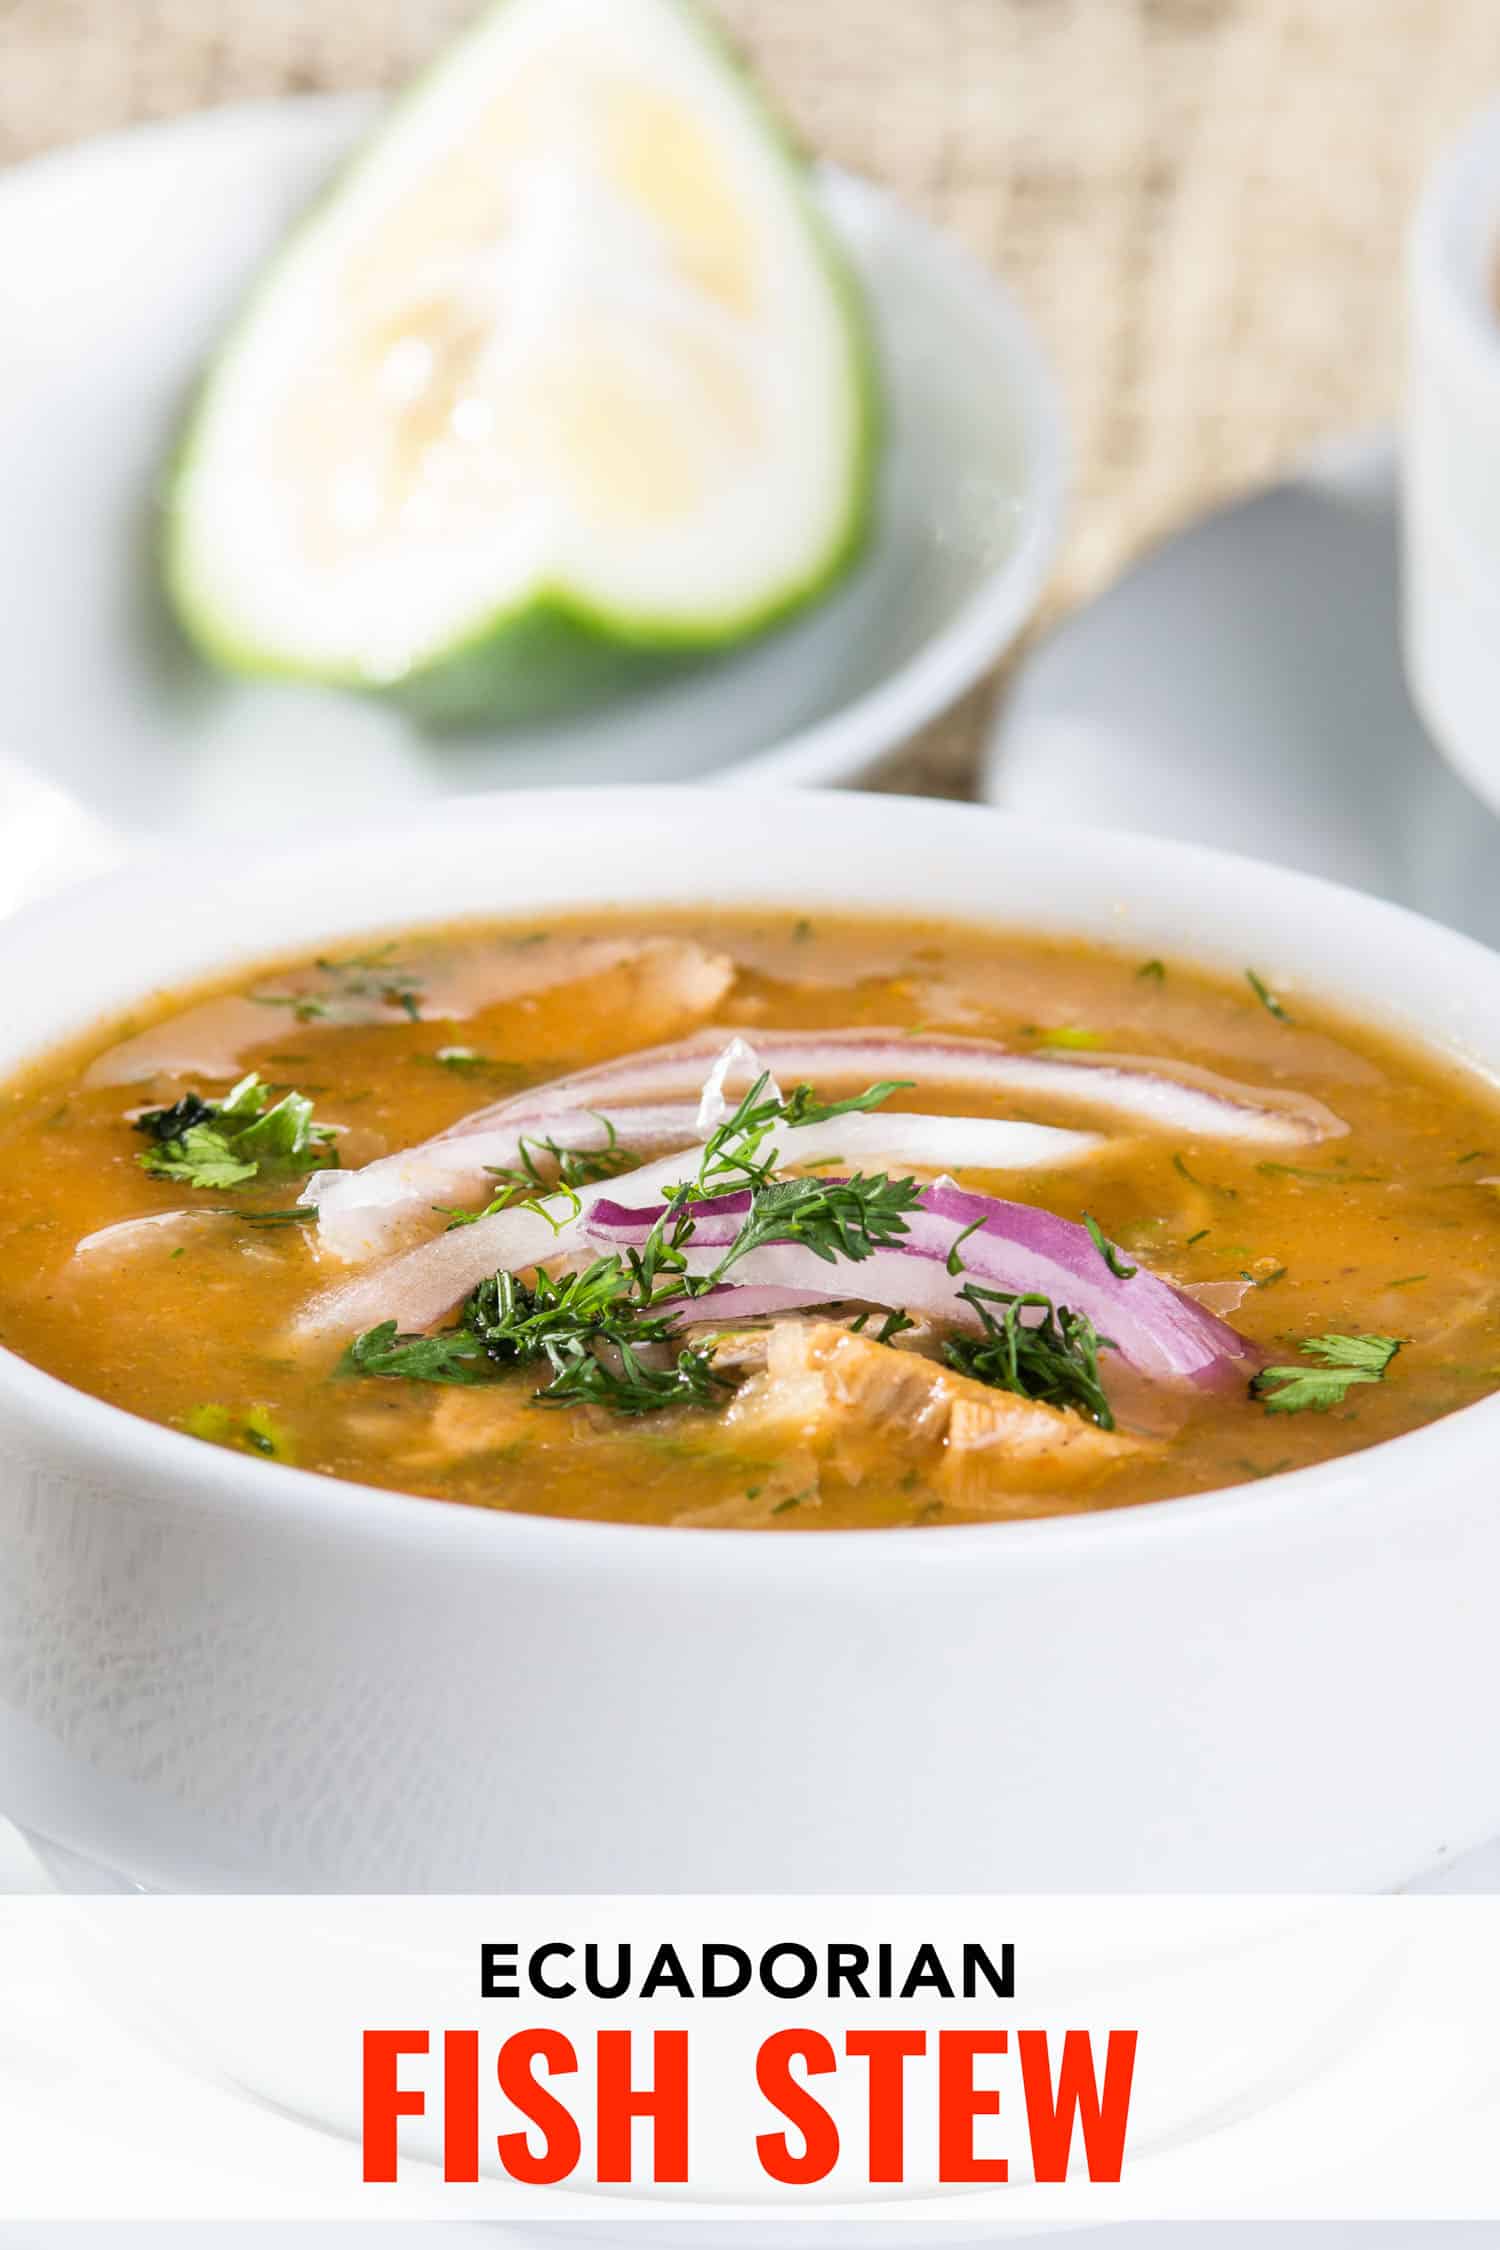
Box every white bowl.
[0,95,1065,826]
[1404,100,1500,816]
[2,787,1499,1894]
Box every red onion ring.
[433,1028,1346,1147]
[302,1103,1101,1268]
[584,1179,1256,1390]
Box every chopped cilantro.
[943,1287,1117,1429]
[1251,1332,1402,1415]
[340,1260,730,1416]
[1255,1161,1385,1185]
[1246,969,1293,1022]
[945,1215,986,1276]
[430,1046,526,1082]
[1174,1151,1236,1199]
[182,1402,293,1460]
[135,1074,339,1191]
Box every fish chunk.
[687,1311,944,1378]
[724,1320,1142,1502]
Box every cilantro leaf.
[1251,1331,1402,1414]
[711,1169,920,1278]
[336,1320,494,1386]
[135,1073,339,1191]
[182,1402,294,1460]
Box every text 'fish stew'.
[2,912,1498,1528]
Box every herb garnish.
[707,1170,920,1280]
[946,1215,986,1276]
[252,942,425,1025]
[681,1072,913,1201]
[182,1402,293,1459]
[315,943,424,1020]
[135,1074,339,1190]
[250,993,328,1023]
[1246,969,1293,1022]
[1239,1263,1288,1289]
[1173,1151,1236,1198]
[340,1070,1120,1430]
[943,1287,1117,1429]
[430,1046,524,1081]
[1136,959,1166,984]
[1084,1213,1137,1279]
[1251,1332,1402,1414]
[488,1118,641,1200]
[1255,1161,1385,1185]
[344,1073,925,1419]
[341,1260,730,1416]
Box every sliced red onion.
[669,1284,841,1325]
[297,1114,1103,1336]
[302,1098,1102,1269]
[430,1028,1346,1148]
[305,1038,789,1262]
[582,1178,1256,1390]
[301,1102,708,1263]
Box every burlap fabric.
[5,0,1496,791]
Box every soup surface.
[0,909,1497,1528]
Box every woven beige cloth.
[5,0,1497,791]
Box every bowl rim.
[0,92,1069,798]
[2,781,1499,1577]
[1411,96,1500,395]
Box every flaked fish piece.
[296,1114,1103,1325]
[724,1320,1144,1499]
[408,1377,601,1467]
[938,1388,1141,1510]
[686,1310,944,1377]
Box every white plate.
[981,433,1500,951]
[0,93,1063,842]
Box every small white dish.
[1404,100,1500,816]
[982,432,1500,953]
[5,785,1500,1899]
[0,94,1063,835]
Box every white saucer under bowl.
[981,433,1500,952]
[0,93,1063,836]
